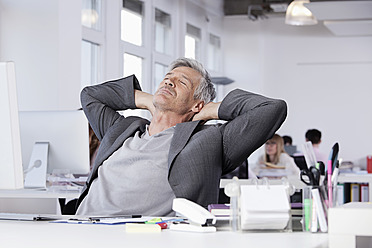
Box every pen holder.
[302,185,328,233]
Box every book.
[264,162,285,169]
[208,204,230,216]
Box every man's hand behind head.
[192,101,220,122]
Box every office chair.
[218,160,248,204]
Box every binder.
[350,184,360,202]
[336,184,345,206]
[367,155,372,173]
[360,184,369,202]
[344,183,351,203]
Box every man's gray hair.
[169,58,216,104]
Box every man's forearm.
[134,90,155,115]
[80,75,141,140]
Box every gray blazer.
[77,75,287,208]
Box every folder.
[350,184,360,202]
[360,184,369,202]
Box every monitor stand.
[24,142,49,189]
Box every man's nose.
[165,80,174,87]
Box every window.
[81,0,102,87]
[122,53,144,117]
[155,8,171,55]
[121,0,143,46]
[154,63,168,94]
[123,53,143,86]
[185,23,201,60]
[81,0,101,30]
[207,33,221,71]
[81,40,100,87]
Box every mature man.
[76,58,287,216]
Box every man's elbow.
[275,99,288,122]
[80,86,92,110]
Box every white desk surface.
[0,220,328,248]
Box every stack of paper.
[240,185,290,230]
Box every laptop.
[0,213,60,221]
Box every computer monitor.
[0,62,24,189]
[284,145,297,156]
[19,110,90,175]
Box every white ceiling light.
[285,0,318,26]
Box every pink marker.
[328,160,333,208]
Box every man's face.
[153,66,202,115]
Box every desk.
[0,189,80,214]
[0,220,328,248]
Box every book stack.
[208,204,230,217]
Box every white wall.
[0,0,81,111]
[224,15,372,167]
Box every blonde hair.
[264,134,286,164]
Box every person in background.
[282,135,292,146]
[282,135,298,156]
[305,129,327,166]
[252,134,300,178]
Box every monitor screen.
[19,110,90,175]
[0,62,24,189]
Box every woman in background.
[252,134,300,178]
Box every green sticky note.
[145,218,162,224]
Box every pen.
[327,160,333,208]
[331,159,340,188]
[89,215,142,221]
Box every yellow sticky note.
[126,223,161,233]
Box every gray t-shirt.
[76,126,176,216]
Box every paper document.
[240,185,290,230]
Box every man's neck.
[312,144,320,149]
[148,110,193,136]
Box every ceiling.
[223,0,371,15]
[223,0,372,36]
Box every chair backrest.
[221,160,248,179]
[292,155,308,171]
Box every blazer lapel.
[168,120,202,171]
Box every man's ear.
[191,101,204,113]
